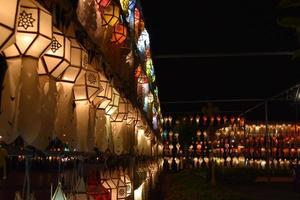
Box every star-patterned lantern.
[0,0,19,52]
[102,3,120,27]
[102,170,127,200]
[3,0,52,58]
[110,97,128,122]
[111,23,127,44]
[73,66,102,103]
[38,27,71,79]
[96,0,111,9]
[119,169,132,197]
[105,88,120,116]
[58,38,88,83]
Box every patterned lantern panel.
[73,67,102,102]
[0,0,19,52]
[126,103,136,125]
[4,0,52,58]
[111,24,127,44]
[105,89,120,116]
[38,27,71,79]
[59,38,88,83]
[93,76,112,110]
[110,97,128,122]
[102,3,120,26]
[96,0,111,9]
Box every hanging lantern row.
[163,115,245,126]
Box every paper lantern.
[38,27,71,79]
[59,38,88,83]
[110,97,128,122]
[119,170,132,197]
[134,7,140,25]
[51,182,67,200]
[87,177,110,200]
[126,103,136,125]
[93,73,112,109]
[111,24,127,44]
[73,66,102,102]
[120,0,129,12]
[3,0,52,58]
[96,0,111,9]
[102,171,127,200]
[105,89,120,116]
[0,0,19,52]
[102,3,120,27]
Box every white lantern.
[38,27,71,79]
[58,38,88,83]
[0,0,19,52]
[110,97,128,122]
[3,0,52,58]
[51,182,67,200]
[105,89,120,116]
[73,66,102,102]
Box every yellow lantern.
[110,97,128,122]
[58,38,88,83]
[105,88,120,116]
[120,0,129,13]
[38,27,71,79]
[3,0,52,58]
[73,66,102,102]
[0,0,19,52]
[102,3,120,27]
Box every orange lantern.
[96,0,111,9]
[111,23,127,44]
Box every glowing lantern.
[51,182,67,200]
[120,0,129,12]
[96,0,111,9]
[87,177,110,200]
[105,89,120,116]
[38,27,71,78]
[111,23,127,44]
[126,103,136,125]
[120,169,132,197]
[59,38,88,83]
[73,66,102,102]
[0,0,19,52]
[3,0,52,58]
[168,157,173,170]
[137,29,150,54]
[93,73,112,109]
[135,65,142,78]
[102,3,120,26]
[134,7,140,25]
[102,171,127,200]
[110,97,128,122]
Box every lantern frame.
[38,27,71,79]
[110,97,128,122]
[102,3,120,27]
[0,0,19,52]
[96,0,111,9]
[105,88,120,116]
[58,38,88,83]
[3,0,53,58]
[111,23,127,44]
[73,66,102,102]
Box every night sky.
[140,0,300,121]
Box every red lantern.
[230,116,235,125]
[134,7,140,25]
[203,115,207,125]
[210,116,215,124]
[217,115,221,125]
[87,177,111,200]
[96,0,111,9]
[111,23,127,44]
[223,116,228,124]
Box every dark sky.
[140,0,300,121]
